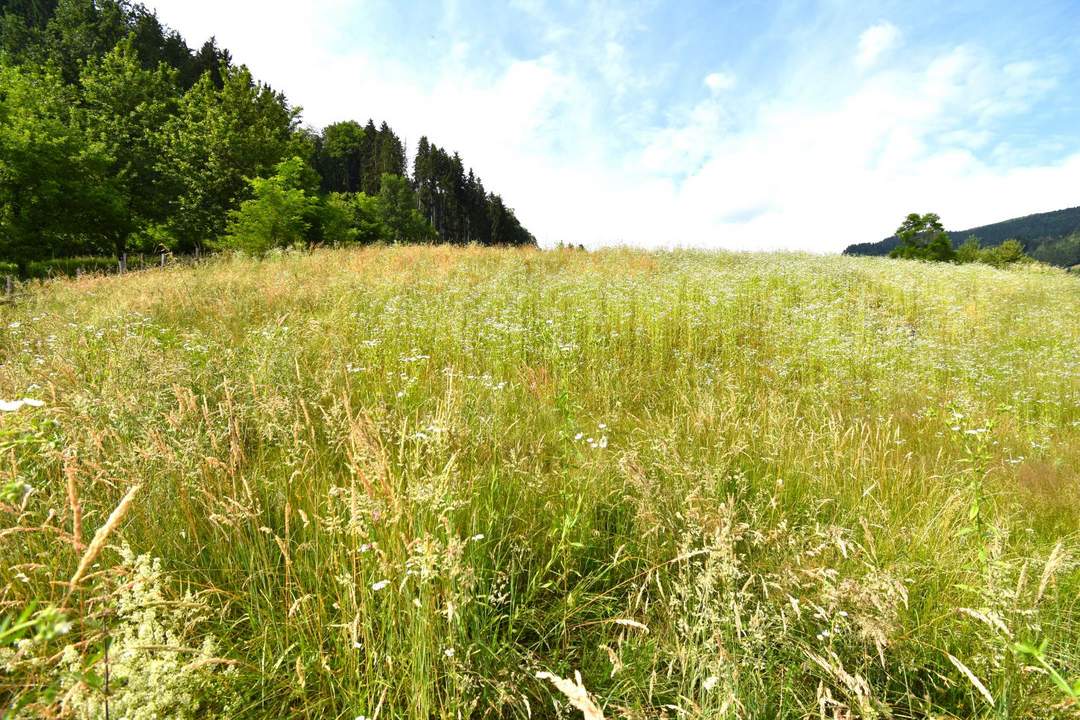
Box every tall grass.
[0,246,1077,718]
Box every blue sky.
[145,0,1080,251]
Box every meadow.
[0,246,1077,719]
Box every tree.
[0,62,120,268]
[317,193,357,246]
[79,37,179,257]
[375,174,433,243]
[982,239,1030,268]
[42,0,128,83]
[159,66,297,251]
[889,212,956,262]
[954,235,1032,267]
[221,157,319,255]
[956,235,982,264]
[319,121,365,193]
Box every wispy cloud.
[856,22,901,70]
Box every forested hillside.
[0,0,534,272]
[844,205,1080,267]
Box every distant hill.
[844,206,1080,267]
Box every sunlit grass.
[1,246,1078,718]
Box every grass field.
[1,246,1078,719]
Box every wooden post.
[5,276,11,295]
[120,253,127,274]
[160,252,166,268]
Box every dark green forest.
[844,205,1080,268]
[0,0,535,273]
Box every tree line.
[0,0,535,273]
[889,213,1032,268]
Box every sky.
[143,0,1080,252]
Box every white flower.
[0,398,45,412]
[444,647,454,658]
[371,580,390,592]
[470,533,485,542]
[574,432,584,441]
[703,675,719,691]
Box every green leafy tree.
[0,61,120,269]
[42,0,128,83]
[956,235,982,264]
[317,193,358,246]
[221,157,319,255]
[982,239,1030,268]
[160,66,298,251]
[890,212,956,262]
[319,120,365,193]
[79,37,178,257]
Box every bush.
[955,237,1033,268]
[220,157,320,255]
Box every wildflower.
[444,647,454,658]
[371,580,390,592]
[703,675,719,691]
[0,398,45,412]
[470,533,485,542]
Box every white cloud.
[856,22,901,70]
[704,71,736,93]
[144,2,1077,253]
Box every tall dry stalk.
[64,454,83,553]
[536,671,605,720]
[67,484,142,592]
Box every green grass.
[1,246,1078,719]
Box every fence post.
[160,252,166,268]
[120,253,127,274]
[5,276,11,296]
